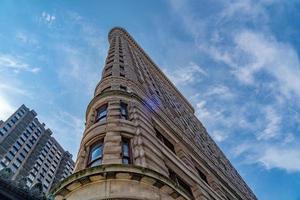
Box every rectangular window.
[104,72,112,78]
[17,113,22,118]
[120,73,125,77]
[121,138,131,164]
[95,104,108,123]
[120,85,127,91]
[155,128,175,153]
[20,109,25,114]
[105,65,113,71]
[196,168,208,184]
[7,122,12,128]
[2,126,7,132]
[120,102,128,120]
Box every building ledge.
[50,164,193,200]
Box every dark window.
[196,168,208,184]
[120,102,128,120]
[2,126,7,132]
[120,73,125,77]
[95,104,108,123]
[88,141,104,167]
[120,85,127,91]
[121,138,131,164]
[155,128,175,153]
[105,65,113,71]
[168,168,193,197]
[106,59,114,65]
[120,65,124,71]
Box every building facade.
[52,27,257,200]
[0,105,74,194]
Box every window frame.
[155,128,175,153]
[121,137,131,164]
[95,104,108,123]
[87,140,104,167]
[120,102,128,120]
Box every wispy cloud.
[256,106,281,140]
[0,54,40,73]
[41,110,84,156]
[167,0,300,174]
[164,62,207,85]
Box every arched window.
[88,141,103,167]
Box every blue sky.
[0,0,299,199]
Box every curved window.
[95,104,108,123]
[88,141,103,167]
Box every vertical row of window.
[0,108,25,136]
[155,127,212,198]
[27,140,62,191]
[62,160,74,179]
[0,120,42,172]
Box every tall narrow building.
[52,27,257,200]
[0,105,75,194]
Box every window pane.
[90,159,102,167]
[89,142,103,167]
[122,143,129,157]
[122,158,129,164]
[91,146,102,161]
[96,105,107,122]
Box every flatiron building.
[52,27,257,200]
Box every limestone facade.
[52,27,257,200]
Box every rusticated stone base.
[52,164,192,200]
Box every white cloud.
[0,95,15,120]
[258,147,300,172]
[0,54,40,73]
[230,30,300,99]
[204,85,234,99]
[164,62,207,85]
[211,130,229,142]
[41,11,56,24]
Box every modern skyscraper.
[52,27,257,200]
[0,105,75,194]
